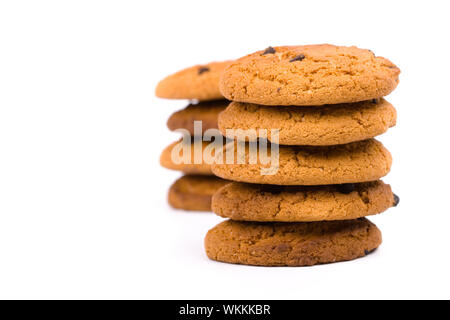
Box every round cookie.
[205,218,382,267]
[168,175,230,211]
[156,61,232,101]
[218,99,396,146]
[167,100,229,135]
[160,139,219,175]
[211,139,392,185]
[219,44,400,106]
[212,180,396,222]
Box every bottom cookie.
[205,218,381,266]
[168,175,230,211]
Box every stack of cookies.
[156,61,231,211]
[205,44,400,266]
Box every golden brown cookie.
[205,218,382,266]
[218,99,396,146]
[168,175,230,211]
[219,44,400,106]
[212,180,396,221]
[211,139,392,185]
[156,61,232,101]
[167,100,229,135]
[160,139,219,175]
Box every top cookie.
[219,44,400,106]
[156,61,232,101]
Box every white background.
[0,0,449,300]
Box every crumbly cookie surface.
[211,139,392,185]
[167,100,229,135]
[212,180,395,221]
[168,175,229,211]
[218,99,396,145]
[205,218,382,266]
[156,61,232,101]
[219,44,400,106]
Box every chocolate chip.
[393,194,400,207]
[289,54,305,62]
[336,183,356,194]
[364,249,370,255]
[371,99,378,104]
[198,67,210,75]
[277,87,281,93]
[262,46,276,55]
